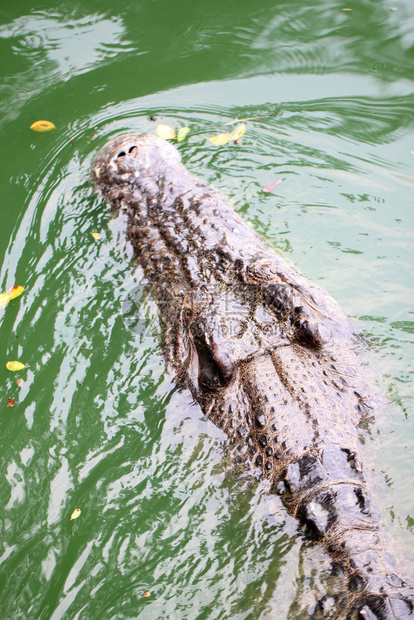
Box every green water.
[0,1,413,618]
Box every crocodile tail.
[283,448,414,618]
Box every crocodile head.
[92,133,184,200]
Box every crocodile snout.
[114,144,138,158]
[93,133,182,190]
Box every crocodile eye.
[128,146,137,154]
[116,150,126,158]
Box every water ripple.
[0,65,413,617]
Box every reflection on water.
[0,0,413,618]
[0,11,133,124]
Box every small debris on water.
[70,508,81,521]
[208,133,229,146]
[30,120,56,132]
[208,123,245,146]
[176,127,190,142]
[156,124,176,140]
[223,115,268,125]
[0,285,24,307]
[6,361,28,372]
[229,123,245,141]
[262,179,286,193]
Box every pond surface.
[0,1,413,618]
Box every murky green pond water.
[0,1,413,618]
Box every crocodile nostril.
[116,150,126,158]
[128,146,137,154]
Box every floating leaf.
[208,123,245,146]
[229,123,245,141]
[6,361,28,371]
[70,508,81,521]
[0,285,24,307]
[262,178,286,193]
[91,232,101,240]
[208,133,230,146]
[6,398,15,407]
[156,124,175,140]
[176,127,190,142]
[30,120,56,133]
[16,378,24,388]
[9,285,24,300]
[144,592,151,598]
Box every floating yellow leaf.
[91,232,101,240]
[16,378,24,388]
[176,127,190,142]
[9,285,24,300]
[6,361,28,371]
[0,285,24,308]
[30,120,56,133]
[208,133,230,146]
[229,122,245,141]
[70,508,81,521]
[156,124,176,140]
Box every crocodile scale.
[92,133,414,619]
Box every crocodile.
[92,133,414,619]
